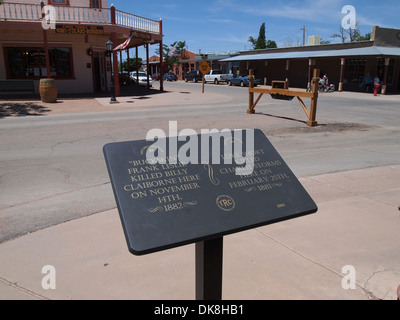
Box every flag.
[168,44,179,58]
[113,34,133,51]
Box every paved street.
[0,81,399,300]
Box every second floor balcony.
[0,2,161,34]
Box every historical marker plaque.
[103,129,317,255]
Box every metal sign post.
[103,129,318,300]
[195,237,223,300]
[199,58,210,94]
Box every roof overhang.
[220,46,400,62]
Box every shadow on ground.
[0,102,50,118]
[58,84,172,100]
[257,112,376,134]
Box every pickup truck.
[204,69,233,84]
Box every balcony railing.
[0,2,160,34]
[115,10,159,34]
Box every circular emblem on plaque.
[396,32,400,40]
[216,195,235,212]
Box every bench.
[0,79,35,96]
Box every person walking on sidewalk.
[373,75,381,96]
[364,72,373,92]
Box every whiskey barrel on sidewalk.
[39,79,57,103]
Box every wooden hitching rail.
[247,69,320,127]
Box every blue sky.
[114,0,400,58]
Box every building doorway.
[92,50,107,92]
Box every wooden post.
[119,50,123,75]
[247,69,255,114]
[110,4,116,24]
[285,59,290,81]
[41,2,51,78]
[110,5,120,96]
[146,43,150,89]
[307,59,312,89]
[264,60,268,86]
[127,49,130,75]
[339,58,345,92]
[135,47,139,87]
[307,68,319,127]
[112,34,120,97]
[159,18,164,91]
[381,58,390,95]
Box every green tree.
[155,41,186,71]
[248,22,277,50]
[121,57,142,72]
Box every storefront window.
[5,47,73,78]
[91,0,101,8]
[344,59,366,84]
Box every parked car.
[130,71,152,87]
[227,75,261,87]
[204,69,233,84]
[152,73,161,81]
[185,70,203,83]
[163,72,178,81]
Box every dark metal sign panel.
[103,129,317,255]
[55,24,104,35]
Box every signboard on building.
[131,31,152,41]
[55,25,104,35]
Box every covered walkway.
[221,27,400,94]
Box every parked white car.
[129,71,152,87]
[204,69,233,84]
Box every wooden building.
[221,26,400,94]
[0,0,163,95]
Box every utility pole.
[301,25,306,46]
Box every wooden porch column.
[264,60,268,86]
[285,59,290,83]
[112,34,120,96]
[127,49,130,74]
[135,46,139,86]
[110,5,120,96]
[119,51,123,73]
[40,1,51,78]
[339,58,345,92]
[307,59,312,89]
[381,58,390,95]
[159,18,164,91]
[146,43,150,89]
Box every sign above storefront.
[130,31,152,41]
[55,25,104,35]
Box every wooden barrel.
[39,78,57,103]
